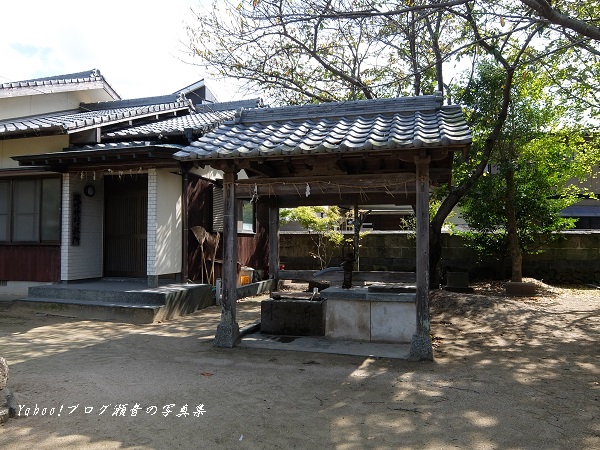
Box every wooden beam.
[256,192,418,208]
[396,148,451,163]
[286,158,297,174]
[335,158,349,173]
[236,173,417,187]
[248,161,277,178]
[235,173,420,206]
[213,168,240,347]
[268,202,280,280]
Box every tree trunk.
[428,66,516,287]
[505,167,523,282]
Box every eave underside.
[194,146,456,207]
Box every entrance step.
[12,280,215,324]
[12,298,161,324]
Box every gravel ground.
[0,280,598,449]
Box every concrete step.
[28,285,166,305]
[11,297,161,324]
[14,282,216,324]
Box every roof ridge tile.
[239,94,443,124]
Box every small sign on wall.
[71,192,81,246]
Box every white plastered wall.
[0,88,116,121]
[147,168,182,276]
[0,135,67,168]
[61,173,104,281]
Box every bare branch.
[520,0,600,41]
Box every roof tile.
[0,69,119,100]
[174,96,471,161]
[0,101,191,137]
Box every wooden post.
[268,201,280,281]
[410,156,433,361]
[353,205,360,271]
[181,163,190,283]
[213,168,240,347]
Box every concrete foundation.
[321,286,416,343]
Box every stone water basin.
[321,285,417,343]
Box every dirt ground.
[0,280,598,450]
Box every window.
[0,177,61,243]
[240,200,255,233]
[212,185,256,233]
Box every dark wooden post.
[181,163,190,283]
[213,167,240,347]
[268,201,280,281]
[353,205,360,271]
[410,156,433,361]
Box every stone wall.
[279,230,600,284]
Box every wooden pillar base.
[409,334,433,361]
[213,309,240,348]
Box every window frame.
[239,199,256,234]
[212,185,256,234]
[0,176,62,245]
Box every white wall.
[147,169,182,276]
[0,135,67,169]
[61,173,104,280]
[0,87,116,120]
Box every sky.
[0,0,246,102]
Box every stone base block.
[323,287,416,343]
[213,310,240,348]
[444,272,474,293]
[261,299,325,336]
[409,335,434,361]
[505,281,538,297]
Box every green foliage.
[458,61,598,270]
[280,206,346,269]
[459,139,583,257]
[398,196,455,234]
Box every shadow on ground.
[0,285,598,449]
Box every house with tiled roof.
[2,70,478,359]
[172,93,472,358]
[0,69,263,305]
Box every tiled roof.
[103,110,236,138]
[0,69,120,100]
[103,99,262,139]
[195,98,262,112]
[0,99,191,136]
[69,141,182,152]
[82,94,187,110]
[12,142,182,167]
[173,94,472,161]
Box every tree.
[186,0,470,103]
[186,0,600,285]
[518,0,600,41]
[457,61,598,281]
[280,206,346,269]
